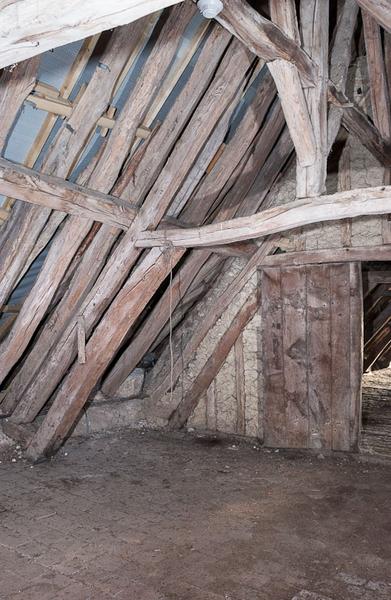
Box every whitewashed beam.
[0,0,182,69]
[135,185,391,247]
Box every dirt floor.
[0,430,390,600]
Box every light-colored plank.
[296,0,329,197]
[135,185,391,248]
[268,0,315,167]
[0,0,183,68]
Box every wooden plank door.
[260,262,363,451]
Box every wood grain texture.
[9,39,253,431]
[25,246,174,461]
[296,0,328,198]
[0,23,140,307]
[101,75,277,396]
[268,0,315,167]
[0,3,195,392]
[0,0,183,68]
[0,56,40,152]
[327,0,359,151]
[0,158,138,229]
[307,265,332,450]
[357,0,391,34]
[136,185,391,248]
[258,244,391,268]
[261,268,285,447]
[261,262,362,451]
[282,267,308,448]
[216,0,317,86]
[168,294,258,429]
[362,10,391,139]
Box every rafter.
[357,0,391,34]
[215,0,317,86]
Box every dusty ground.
[0,430,390,600]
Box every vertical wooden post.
[296,0,329,198]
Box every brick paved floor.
[0,430,390,599]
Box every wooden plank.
[349,263,363,448]
[216,0,317,86]
[0,56,40,152]
[7,40,253,427]
[234,332,246,435]
[168,294,258,429]
[329,84,391,168]
[0,0,183,68]
[77,316,86,365]
[26,93,151,137]
[281,266,308,448]
[329,263,352,451]
[258,244,391,268]
[136,185,391,248]
[268,0,315,167]
[115,23,231,207]
[362,11,391,140]
[0,158,138,229]
[296,0,329,198]
[261,267,285,447]
[327,0,359,151]
[356,0,391,34]
[306,264,332,450]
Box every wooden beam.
[362,10,391,139]
[327,0,359,151]
[267,0,315,167]
[0,158,138,229]
[27,92,151,138]
[168,293,258,429]
[0,0,183,69]
[136,186,391,248]
[296,0,329,198]
[0,56,40,152]
[215,0,317,86]
[328,84,391,167]
[258,244,391,268]
[356,0,391,34]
